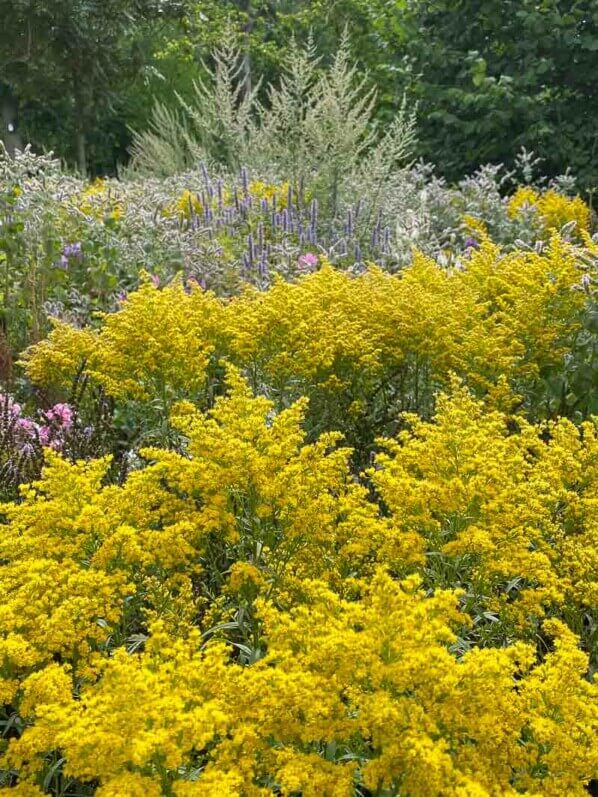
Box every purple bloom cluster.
[58,241,83,269]
[177,165,394,283]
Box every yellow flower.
[508,186,591,236]
[164,189,204,219]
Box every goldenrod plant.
[1,226,597,794]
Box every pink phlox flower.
[15,417,39,438]
[38,425,52,446]
[46,403,74,429]
[297,252,318,273]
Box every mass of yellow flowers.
[508,186,591,237]
[2,232,598,795]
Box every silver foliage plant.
[128,32,417,219]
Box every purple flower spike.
[465,237,480,250]
[346,208,354,238]
[19,442,35,458]
[310,198,318,227]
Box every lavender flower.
[19,442,35,458]
[346,208,354,238]
[200,161,210,190]
[247,234,255,270]
[383,227,391,254]
[241,167,249,197]
[63,242,83,258]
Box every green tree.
[397,0,598,190]
[0,0,188,173]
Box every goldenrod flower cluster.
[3,233,598,795]
[372,381,598,626]
[508,186,591,237]
[24,235,586,416]
[161,181,292,221]
[4,575,597,796]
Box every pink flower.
[47,403,73,429]
[151,274,161,288]
[297,253,318,273]
[15,417,39,438]
[38,425,51,446]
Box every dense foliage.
[1,1,596,189]
[398,0,598,192]
[0,140,597,794]
[0,0,188,173]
